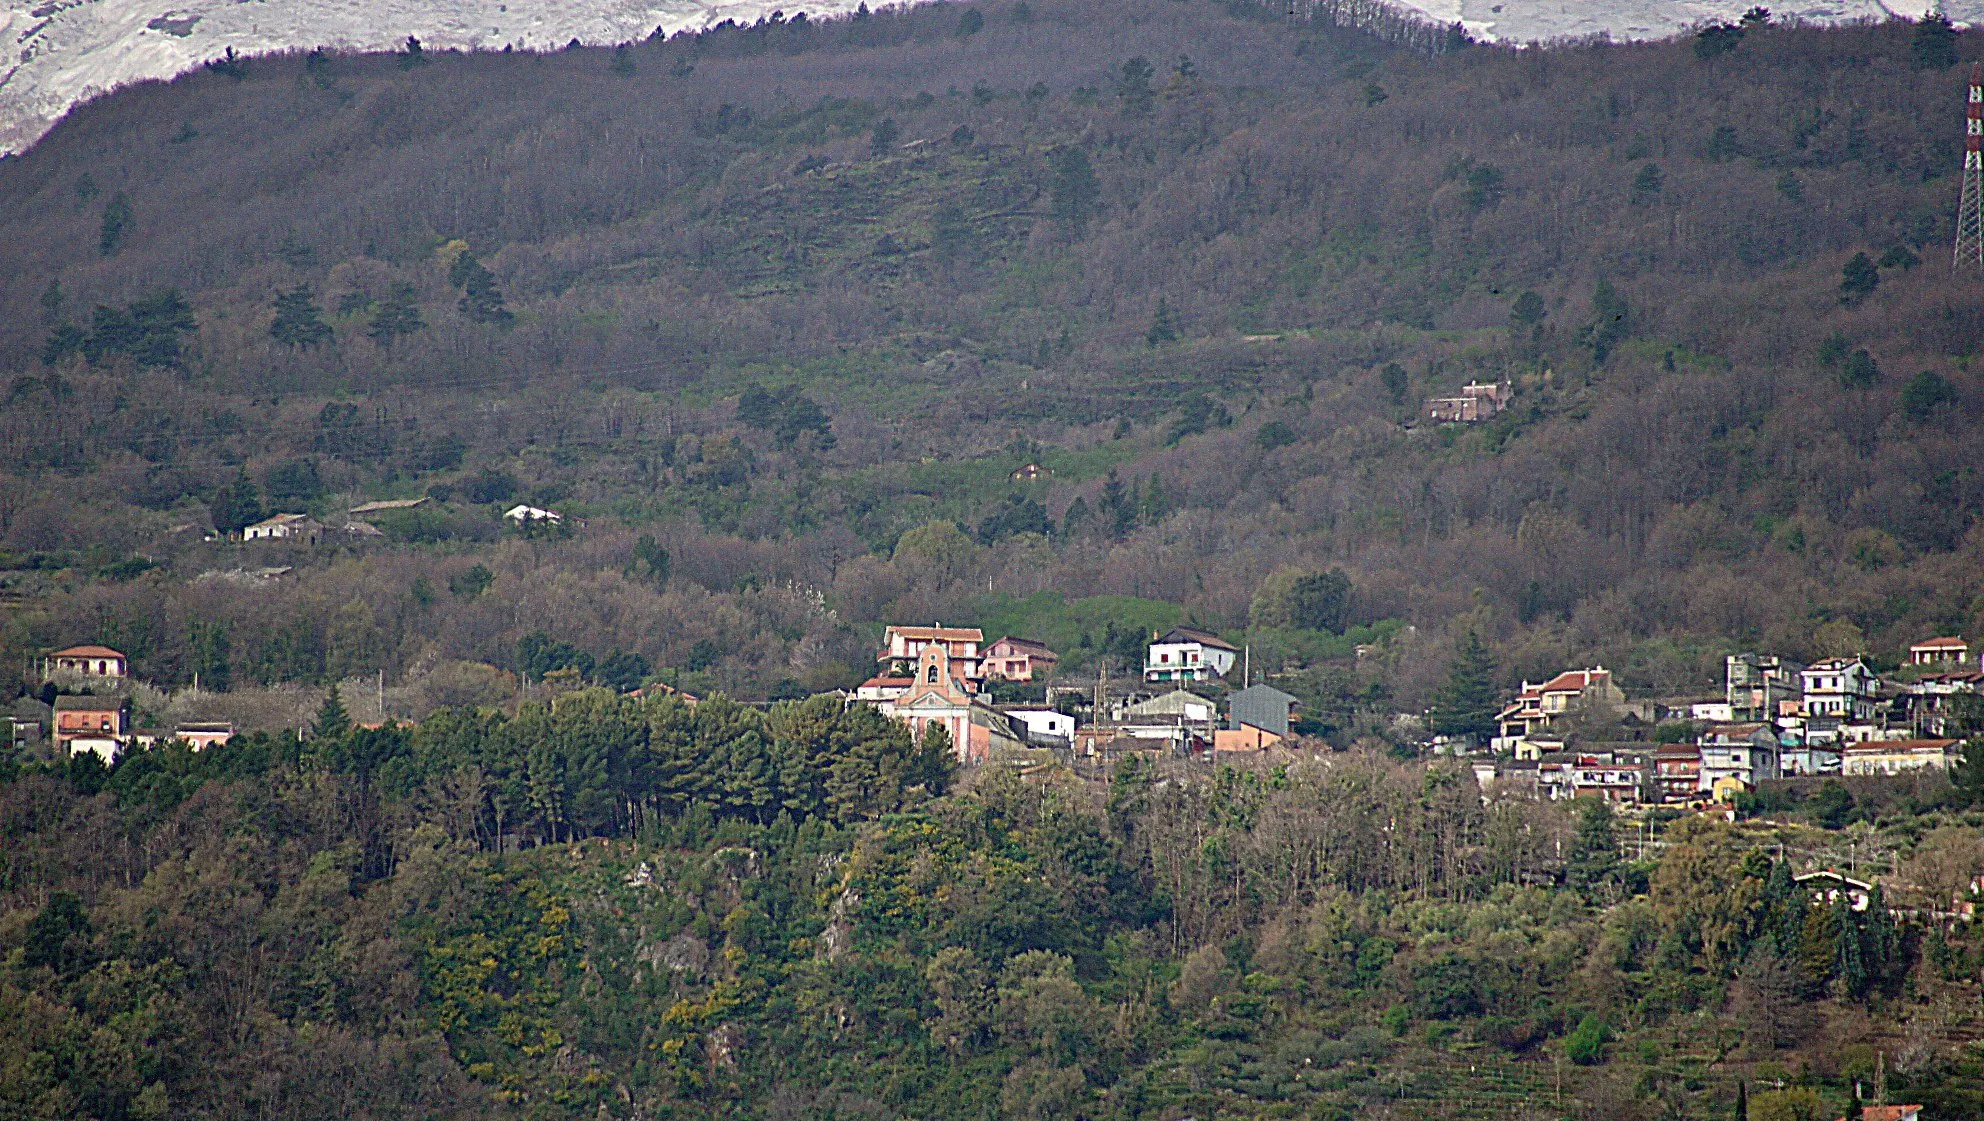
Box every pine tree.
[366,284,424,347]
[1839,252,1879,302]
[313,683,352,740]
[99,192,132,257]
[456,257,514,327]
[1566,797,1620,893]
[1049,148,1101,234]
[39,280,65,326]
[211,472,263,534]
[1430,631,1500,744]
[270,285,333,348]
[1146,298,1178,346]
[1912,13,1959,71]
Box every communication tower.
[1956,62,1983,272]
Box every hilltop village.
[16,620,1980,818]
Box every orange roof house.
[50,645,128,679]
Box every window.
[927,665,938,683]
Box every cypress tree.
[1146,298,1178,346]
[313,683,352,740]
[1430,631,1500,744]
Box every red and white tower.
[1956,62,1983,271]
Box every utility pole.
[1957,62,1983,271]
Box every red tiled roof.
[885,626,985,642]
[1856,1107,1923,1121]
[1912,636,1968,650]
[54,645,125,659]
[860,677,913,689]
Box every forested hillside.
[0,4,1980,711]
[7,691,1984,1119]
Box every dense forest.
[6,687,1984,1120]
[0,2,1980,721]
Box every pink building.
[983,637,1059,682]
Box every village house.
[54,694,130,762]
[1726,653,1803,722]
[243,512,322,543]
[1528,749,1649,804]
[1144,627,1238,684]
[878,625,985,682]
[1899,669,1982,737]
[1003,709,1074,748]
[338,520,385,539]
[1698,723,1781,791]
[1229,683,1300,738]
[1909,636,1970,666]
[983,636,1058,682]
[174,722,234,750]
[49,644,128,679]
[1423,380,1513,423]
[1800,656,1880,722]
[1796,869,1873,912]
[1654,742,1703,804]
[854,675,914,703]
[1493,667,1625,752]
[1842,738,1963,777]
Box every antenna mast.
[1956,62,1983,271]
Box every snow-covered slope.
[0,0,1972,156]
[0,0,879,155]
[1394,0,1953,45]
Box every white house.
[243,513,322,542]
[1144,628,1238,684]
[1800,657,1879,721]
[504,504,563,524]
[1909,636,1970,666]
[1004,709,1074,748]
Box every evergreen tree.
[399,35,427,69]
[187,620,232,692]
[1840,348,1880,390]
[366,284,425,347]
[127,289,197,367]
[456,260,514,327]
[1900,370,1957,420]
[1049,147,1101,234]
[1099,471,1132,539]
[1429,631,1499,743]
[1566,797,1620,894]
[1735,1081,1748,1121]
[99,192,132,257]
[870,117,900,157]
[1115,56,1155,115]
[1584,278,1631,363]
[313,683,352,740]
[1381,362,1410,405]
[1146,298,1178,346]
[211,472,264,535]
[1911,13,1959,71]
[270,285,333,348]
[1839,252,1879,302]
[1060,496,1093,539]
[1631,163,1664,205]
[40,321,84,367]
[39,280,65,326]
